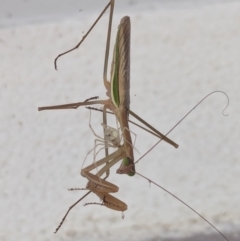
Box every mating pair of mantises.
[39,0,230,240]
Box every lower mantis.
[55,91,229,241]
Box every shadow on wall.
[150,231,240,241]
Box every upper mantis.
[38,0,179,177]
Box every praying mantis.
[38,1,231,240]
[38,0,179,178]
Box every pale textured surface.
[0,1,240,241]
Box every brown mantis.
[38,1,231,240]
[55,91,229,239]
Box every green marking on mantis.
[122,157,135,176]
[111,31,120,107]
